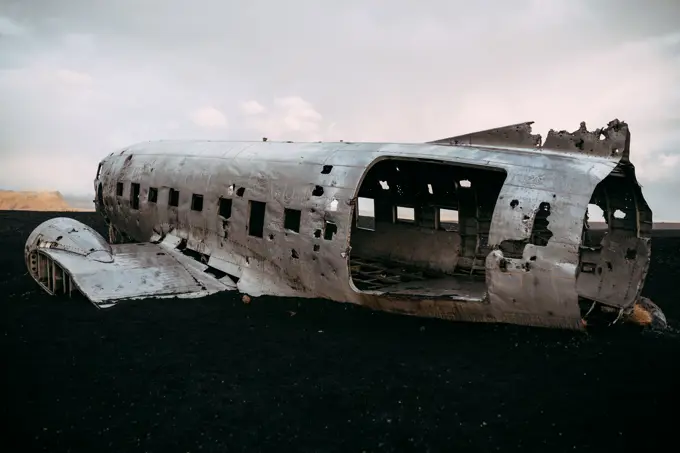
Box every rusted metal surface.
[25,119,658,330]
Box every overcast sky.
[1,0,679,219]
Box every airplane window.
[218,198,232,219]
[130,183,140,210]
[396,206,415,223]
[168,188,179,207]
[284,208,301,233]
[148,187,158,203]
[248,201,266,238]
[356,197,375,231]
[116,182,124,196]
[324,221,337,240]
[191,194,204,212]
[438,208,459,231]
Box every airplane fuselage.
[81,120,652,329]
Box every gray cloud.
[1,0,679,218]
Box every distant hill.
[0,190,94,212]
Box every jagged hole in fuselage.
[349,158,507,301]
[576,164,652,317]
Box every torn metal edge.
[428,119,631,161]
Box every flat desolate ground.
[1,212,679,452]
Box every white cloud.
[243,96,326,141]
[189,107,228,129]
[659,154,680,171]
[56,69,93,86]
[0,16,27,36]
[636,152,680,183]
[275,96,323,133]
[240,100,266,115]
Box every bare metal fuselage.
[24,120,653,330]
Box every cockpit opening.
[349,158,507,301]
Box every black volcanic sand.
[1,211,679,452]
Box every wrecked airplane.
[24,119,667,330]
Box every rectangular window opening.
[284,208,302,232]
[130,183,140,210]
[437,208,459,231]
[248,200,266,238]
[218,197,232,219]
[324,221,338,240]
[396,206,415,223]
[148,187,158,203]
[356,197,375,231]
[168,188,179,207]
[191,194,204,212]
[116,182,124,196]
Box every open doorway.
[349,158,507,300]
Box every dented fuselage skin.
[76,119,652,330]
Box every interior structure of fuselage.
[348,156,652,315]
[349,158,506,301]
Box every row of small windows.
[118,183,230,214]
[115,182,336,240]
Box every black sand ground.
[1,211,679,452]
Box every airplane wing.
[25,218,236,308]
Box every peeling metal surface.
[25,118,655,330]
